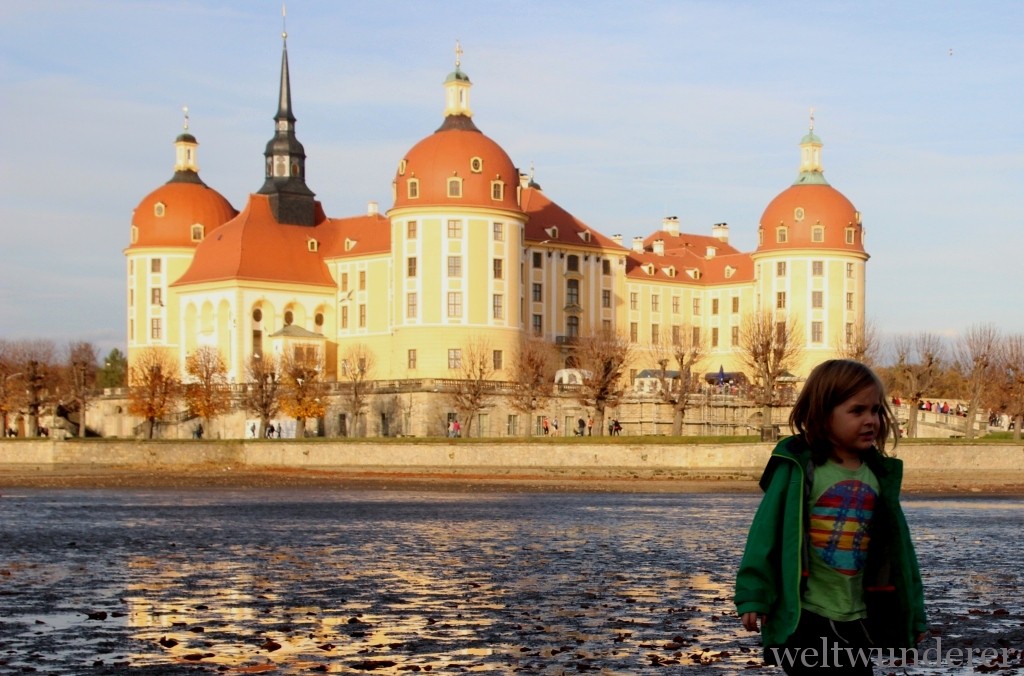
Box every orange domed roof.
[393,121,521,211]
[392,60,522,213]
[131,174,237,248]
[757,183,864,253]
[756,124,865,254]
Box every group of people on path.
[542,415,596,436]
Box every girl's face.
[828,385,881,456]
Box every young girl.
[735,359,927,674]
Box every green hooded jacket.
[734,435,927,648]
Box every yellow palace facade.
[124,35,867,436]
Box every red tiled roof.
[521,188,624,250]
[758,183,865,254]
[173,194,335,288]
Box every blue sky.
[1,1,1021,359]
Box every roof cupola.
[795,108,828,186]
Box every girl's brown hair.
[788,359,896,464]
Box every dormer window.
[812,226,825,243]
[447,177,463,198]
[776,226,788,243]
[470,157,483,173]
[490,180,504,201]
[407,178,420,199]
[398,159,407,176]
[687,268,702,280]
[579,230,592,243]
[307,238,319,252]
[642,263,655,276]
[190,224,204,242]
[662,265,676,278]
[544,226,559,240]
[845,227,856,244]
[154,202,166,218]
[345,237,357,252]
[131,225,139,244]
[724,265,736,279]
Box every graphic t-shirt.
[802,459,879,621]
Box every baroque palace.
[123,34,867,438]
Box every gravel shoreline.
[2,464,1023,496]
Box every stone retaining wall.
[2,439,1022,478]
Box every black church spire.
[257,18,316,226]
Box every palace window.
[567,255,579,272]
[630,292,638,310]
[566,279,579,306]
[812,291,823,309]
[448,256,462,277]
[191,224,204,242]
[651,294,660,312]
[533,252,542,268]
[532,283,542,302]
[493,222,503,241]
[776,292,787,309]
[602,259,611,275]
[777,261,786,276]
[812,321,823,343]
[406,293,417,319]
[408,349,417,369]
[407,179,419,199]
[812,260,823,276]
[630,322,638,342]
[651,324,660,344]
[493,350,503,370]
[447,220,462,238]
[491,181,504,201]
[567,316,579,338]
[712,327,719,348]
[447,292,462,317]
[812,226,825,243]
[407,221,417,238]
[358,304,366,327]
[532,314,542,335]
[448,349,462,369]
[407,257,417,277]
[776,227,788,243]
[359,271,366,290]
[493,258,503,279]
[492,294,504,320]
[602,289,611,308]
[447,177,462,198]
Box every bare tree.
[183,346,231,438]
[572,330,633,436]
[14,339,58,438]
[243,353,282,439]
[128,348,181,439]
[833,320,881,366]
[891,333,945,438]
[651,329,708,436]
[737,312,803,433]
[508,336,559,436]
[0,340,25,436]
[63,341,99,437]
[280,349,327,438]
[447,339,495,437]
[339,343,376,437]
[992,334,1024,441]
[953,323,1000,440]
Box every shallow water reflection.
[0,491,1021,673]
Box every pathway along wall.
[1,440,1022,483]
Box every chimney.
[712,222,729,243]
[367,201,379,216]
[612,234,623,246]
[653,239,665,256]
[632,236,645,253]
[662,216,680,236]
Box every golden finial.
[809,107,815,132]
[182,105,190,131]
[281,2,287,41]
[455,40,463,69]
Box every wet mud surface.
[0,490,1021,674]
